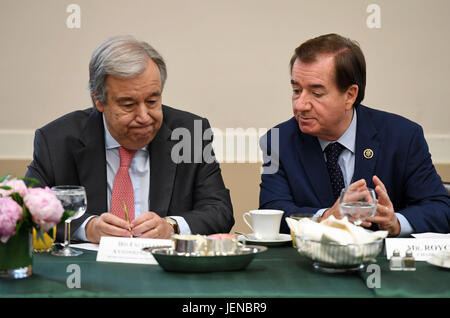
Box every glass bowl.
[295,235,384,273]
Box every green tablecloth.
[1,246,449,298]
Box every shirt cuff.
[170,216,192,235]
[72,215,97,242]
[395,213,414,237]
[312,208,328,222]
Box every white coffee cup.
[243,209,284,240]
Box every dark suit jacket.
[26,105,234,241]
[259,105,450,234]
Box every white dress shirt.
[312,109,413,237]
[73,116,191,242]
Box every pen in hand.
[122,200,133,238]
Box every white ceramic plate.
[237,233,292,247]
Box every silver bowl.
[295,236,384,273]
[149,245,267,272]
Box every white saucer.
[237,233,292,247]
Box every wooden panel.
[436,163,450,183]
[220,163,261,234]
[0,159,31,178]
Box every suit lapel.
[73,109,108,213]
[149,122,177,216]
[294,130,334,206]
[352,106,379,189]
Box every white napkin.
[286,216,388,264]
[286,215,388,244]
[412,232,450,239]
[286,216,353,243]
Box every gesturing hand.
[320,179,367,222]
[363,175,400,236]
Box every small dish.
[148,245,267,272]
[237,233,292,247]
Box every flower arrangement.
[0,175,71,244]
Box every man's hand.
[131,212,174,239]
[86,213,132,243]
[364,175,401,236]
[319,197,341,221]
[320,179,367,222]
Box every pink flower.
[0,179,28,197]
[0,197,23,243]
[24,187,64,233]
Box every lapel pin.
[363,148,374,159]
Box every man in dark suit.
[26,36,234,243]
[259,34,450,236]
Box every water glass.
[339,187,376,226]
[51,185,87,256]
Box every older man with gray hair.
[26,35,234,243]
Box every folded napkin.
[412,232,450,239]
[286,216,388,265]
[286,215,388,244]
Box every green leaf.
[0,174,11,183]
[0,185,12,190]
[46,227,55,240]
[35,228,46,243]
[10,192,23,205]
[20,177,41,188]
[22,205,31,221]
[60,210,75,223]
[15,218,24,234]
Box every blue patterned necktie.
[324,142,346,200]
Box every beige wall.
[1,1,449,232]
[1,0,450,155]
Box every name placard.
[96,237,173,264]
[385,238,450,261]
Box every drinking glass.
[339,187,376,226]
[51,185,87,256]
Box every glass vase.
[0,228,32,279]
